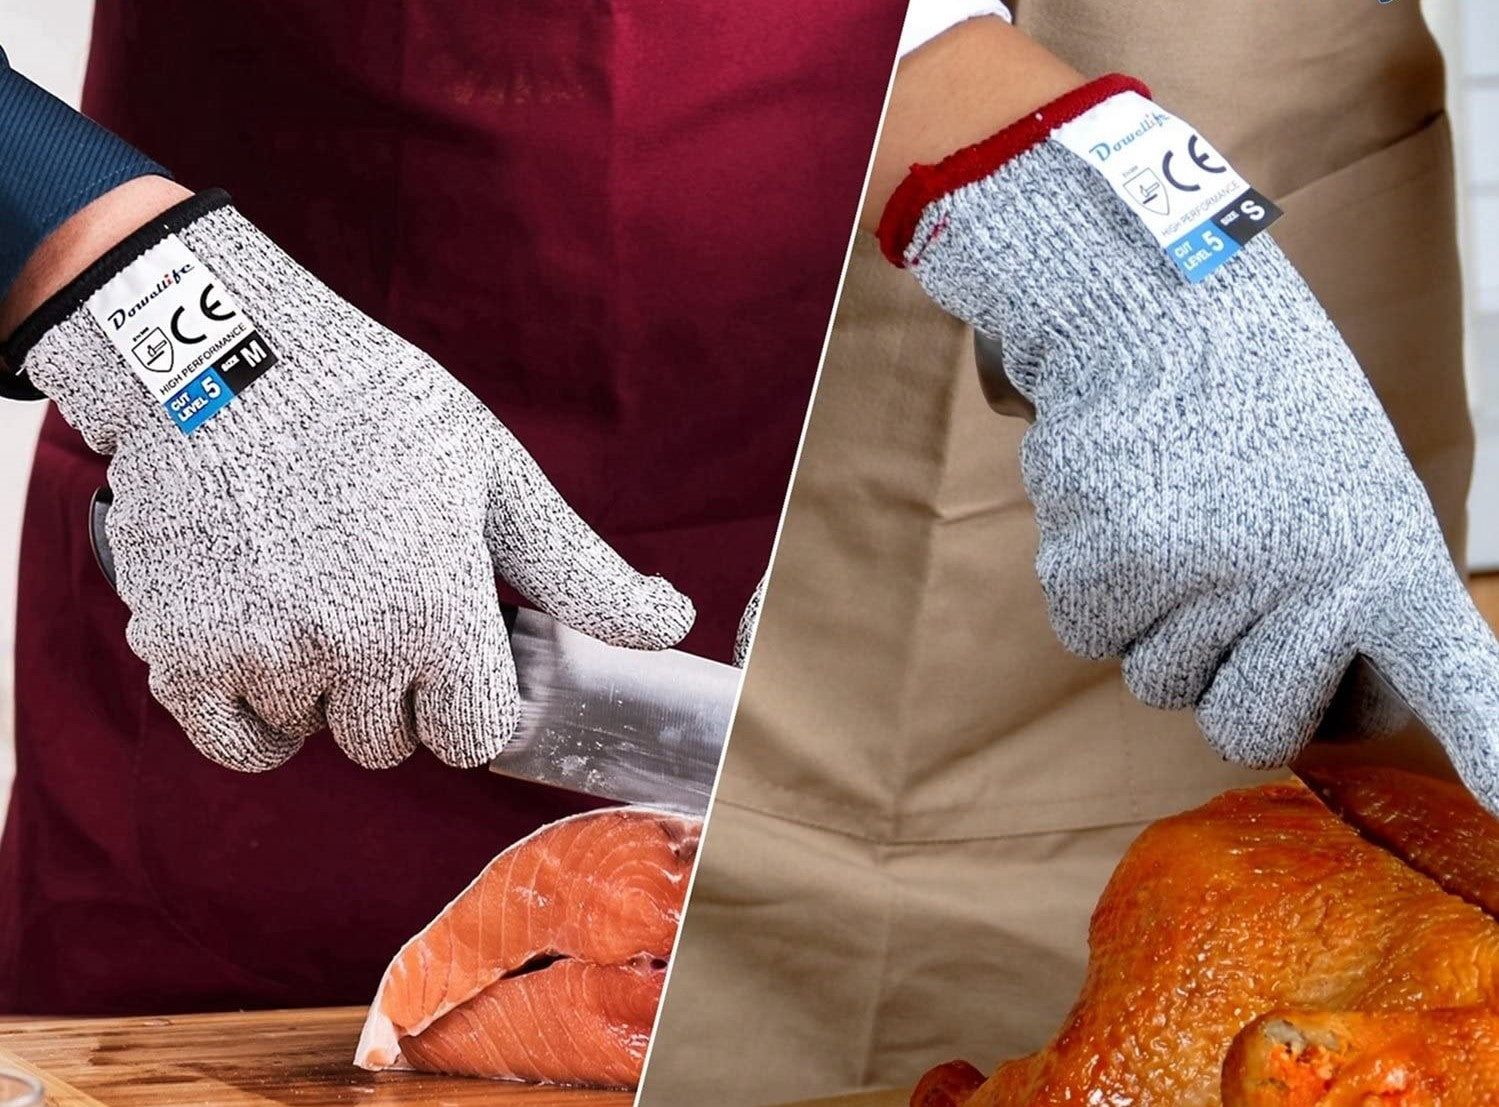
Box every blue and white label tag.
[1052,91,1282,282]
[86,235,276,434]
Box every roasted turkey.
[1223,1007,1499,1105]
[913,772,1499,1107]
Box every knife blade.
[1298,653,1460,782]
[1293,654,1499,918]
[495,605,737,815]
[87,487,737,815]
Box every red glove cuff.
[875,73,1151,267]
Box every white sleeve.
[897,0,1013,60]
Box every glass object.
[0,1069,41,1107]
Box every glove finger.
[1035,531,1129,659]
[733,572,768,668]
[486,428,694,650]
[1195,599,1354,768]
[1034,518,1183,660]
[1122,591,1261,710]
[326,673,420,769]
[413,596,520,768]
[149,670,304,771]
[242,672,328,740]
[1361,560,1499,816]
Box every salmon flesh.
[355,806,699,1088]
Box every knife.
[974,332,1499,913]
[87,487,737,815]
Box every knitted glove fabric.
[5,191,694,771]
[733,573,767,668]
[878,76,1499,808]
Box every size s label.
[86,235,277,434]
[1052,91,1282,282]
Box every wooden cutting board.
[0,1006,631,1105]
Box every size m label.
[1052,91,1282,282]
[86,235,276,434]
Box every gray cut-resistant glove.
[6,191,694,771]
[878,76,1499,807]
[733,573,767,668]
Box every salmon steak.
[913,774,1499,1107]
[355,806,700,1088]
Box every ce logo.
[169,284,236,345]
[1161,134,1228,193]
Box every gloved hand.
[7,191,694,771]
[734,573,767,668]
[879,76,1499,805]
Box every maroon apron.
[0,1,903,1014]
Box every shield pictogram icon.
[132,327,173,374]
[1124,169,1170,216]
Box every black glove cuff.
[0,188,234,400]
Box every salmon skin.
[355,806,699,1088]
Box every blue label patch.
[167,367,235,434]
[160,329,279,434]
[1167,188,1283,282]
[1168,222,1241,281]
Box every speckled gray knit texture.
[22,203,695,771]
[733,573,766,668]
[900,134,1499,809]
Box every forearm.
[863,17,1085,232]
[0,47,169,341]
[0,175,190,339]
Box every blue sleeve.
[0,45,168,304]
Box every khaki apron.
[641,3,1470,1104]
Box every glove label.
[86,235,277,434]
[1052,91,1282,282]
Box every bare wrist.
[864,19,1085,232]
[0,175,192,339]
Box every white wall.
[0,404,43,806]
[1452,0,1499,567]
[0,0,94,815]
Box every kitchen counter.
[0,1006,631,1105]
